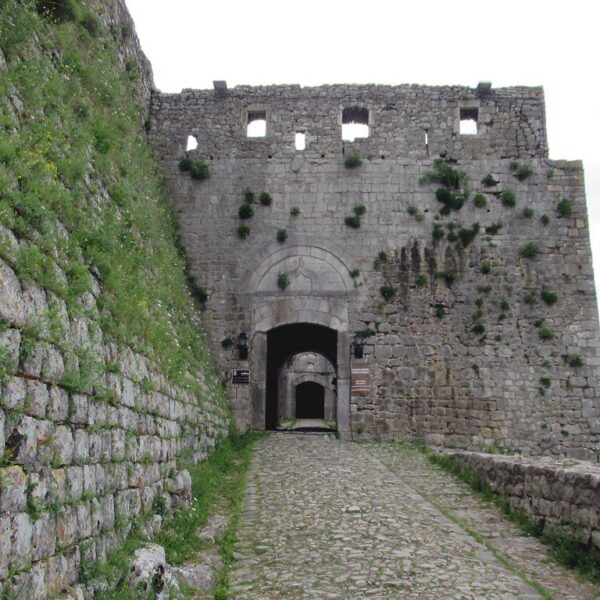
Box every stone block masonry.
[445,450,600,555]
[150,83,600,460]
[0,252,227,596]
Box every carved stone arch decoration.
[242,235,357,333]
[244,236,355,295]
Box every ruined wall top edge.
[160,83,544,96]
[150,83,548,160]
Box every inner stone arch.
[278,352,336,422]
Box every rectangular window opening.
[186,134,198,151]
[295,132,306,151]
[459,108,478,135]
[342,106,369,141]
[247,110,267,137]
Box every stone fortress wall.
[150,83,600,460]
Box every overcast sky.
[125,0,599,310]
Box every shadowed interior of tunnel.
[295,381,325,419]
[266,323,337,430]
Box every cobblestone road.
[229,434,599,599]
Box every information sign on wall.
[231,369,250,384]
[351,367,370,395]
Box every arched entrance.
[295,382,325,419]
[240,238,358,438]
[266,323,337,429]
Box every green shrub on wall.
[345,215,361,228]
[344,152,362,168]
[259,192,272,206]
[380,285,395,301]
[239,203,254,219]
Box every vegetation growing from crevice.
[420,159,469,215]
[179,155,210,180]
[344,152,361,168]
[473,194,487,208]
[344,215,361,228]
[541,290,558,306]
[522,207,534,218]
[0,0,226,397]
[407,205,425,221]
[373,251,388,269]
[259,191,272,206]
[485,221,503,235]
[520,243,540,259]
[509,161,534,181]
[380,285,395,301]
[277,272,289,290]
[432,223,444,242]
[238,203,254,219]
[501,189,517,207]
[420,159,468,190]
[457,223,480,248]
[557,197,572,217]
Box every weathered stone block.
[57,504,79,547]
[70,393,89,424]
[20,339,44,379]
[0,328,20,375]
[21,282,48,331]
[0,259,24,325]
[65,466,84,501]
[53,425,74,466]
[47,385,69,422]
[129,544,180,599]
[1,375,26,410]
[0,465,27,513]
[5,414,37,465]
[11,512,33,564]
[73,429,90,464]
[100,494,115,532]
[76,501,93,541]
[25,379,48,418]
[31,511,56,560]
[41,343,65,383]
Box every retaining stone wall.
[445,450,600,554]
[0,1,229,596]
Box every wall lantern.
[353,332,365,359]
[237,332,248,360]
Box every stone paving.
[229,434,600,599]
